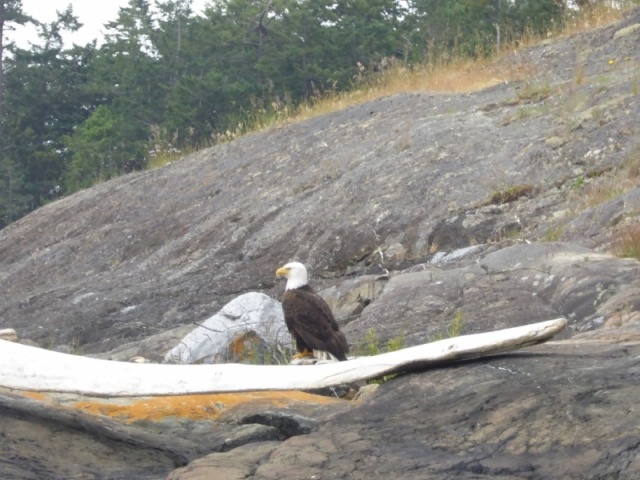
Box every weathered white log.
[0,318,567,397]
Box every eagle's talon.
[292,349,314,360]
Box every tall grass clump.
[571,145,640,210]
[613,223,640,260]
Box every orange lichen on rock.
[72,390,345,424]
[22,391,47,401]
[227,330,262,362]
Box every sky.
[9,0,209,49]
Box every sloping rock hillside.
[1,8,640,480]
[0,9,638,354]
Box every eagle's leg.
[292,349,314,360]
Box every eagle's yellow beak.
[276,267,290,278]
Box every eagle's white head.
[276,262,309,290]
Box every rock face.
[0,388,349,480]
[0,390,188,480]
[166,441,282,480]
[345,242,640,347]
[2,9,640,480]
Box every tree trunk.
[0,1,6,135]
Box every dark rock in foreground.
[0,392,186,480]
[0,389,349,480]
[195,338,639,480]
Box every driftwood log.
[0,318,567,397]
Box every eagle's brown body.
[282,284,349,361]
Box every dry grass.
[274,5,627,128]
[582,175,632,208]
[282,57,530,127]
[543,224,565,242]
[147,4,628,167]
[489,184,536,205]
[612,223,640,260]
[575,146,640,210]
[559,3,628,36]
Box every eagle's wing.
[282,289,349,360]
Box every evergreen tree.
[64,0,160,191]
[255,0,342,98]
[0,0,34,130]
[64,104,145,191]
[405,0,563,61]
[150,0,224,147]
[2,5,88,220]
[0,155,30,228]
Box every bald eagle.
[276,262,349,362]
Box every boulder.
[164,292,291,364]
[0,390,190,479]
[166,442,281,480]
